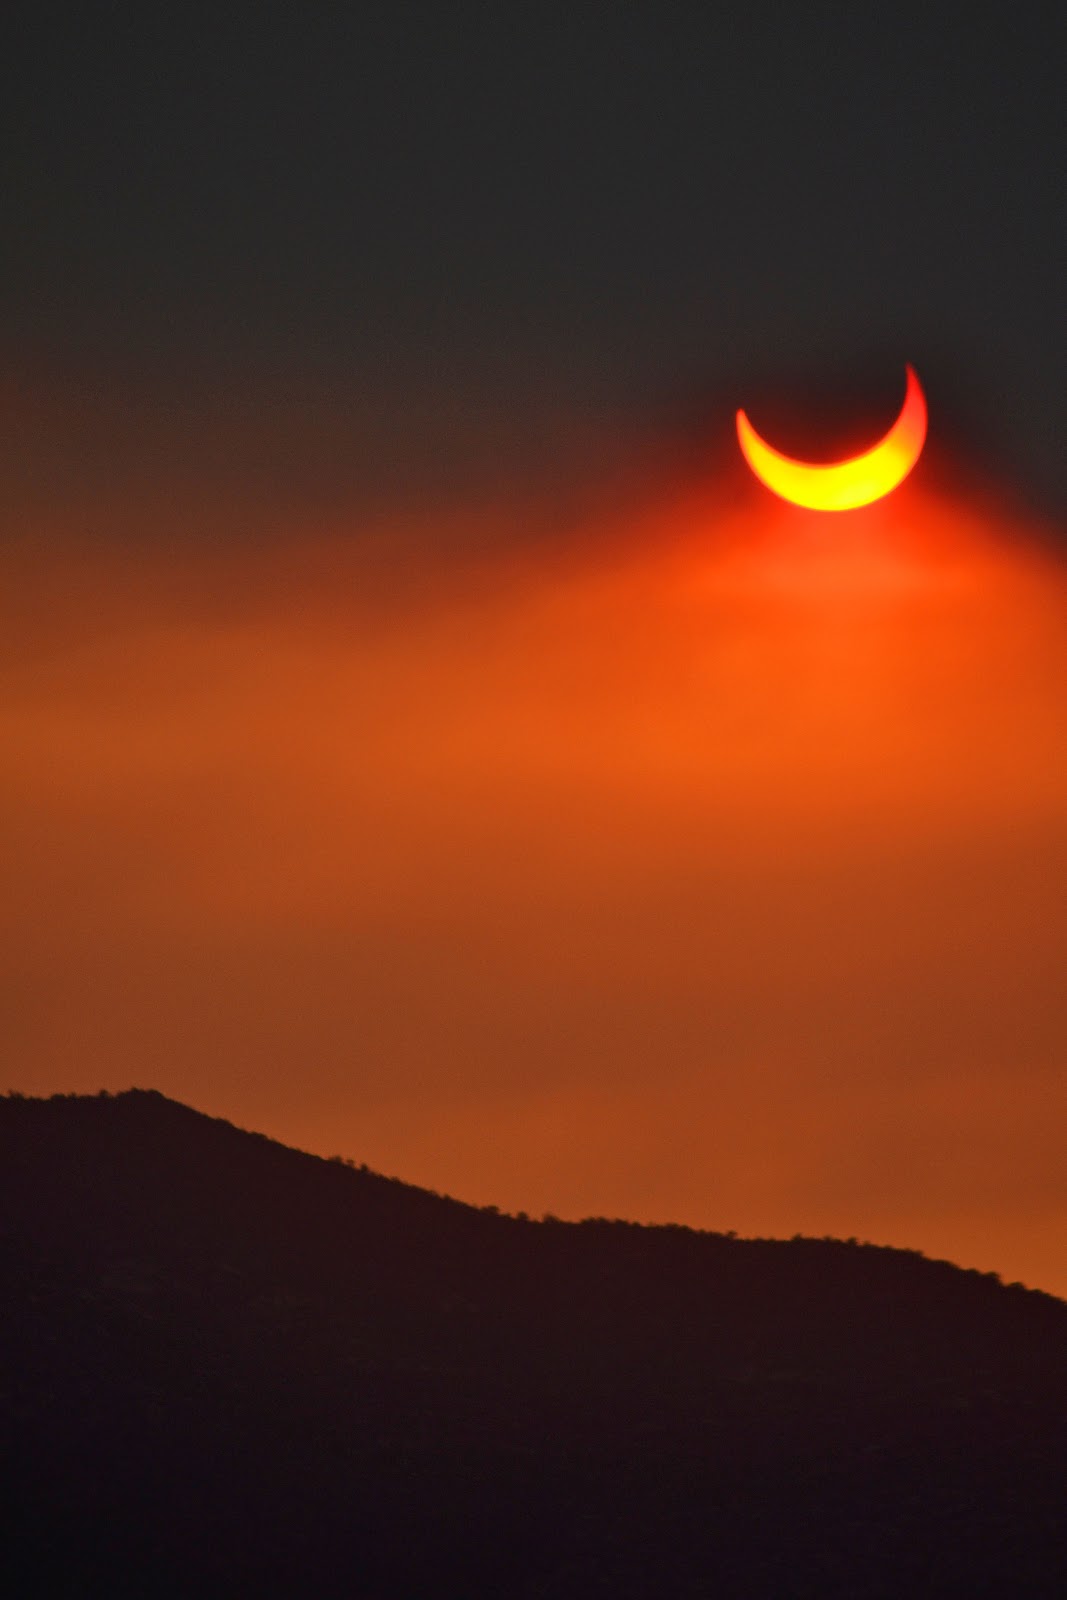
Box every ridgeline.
[3,1089,1065,1597]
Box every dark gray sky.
[5,5,1065,508]
[6,5,1067,1299]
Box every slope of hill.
[3,1089,1066,1597]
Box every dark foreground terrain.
[2,1090,1066,1597]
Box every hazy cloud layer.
[5,399,1067,1295]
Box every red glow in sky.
[3,389,1066,1299]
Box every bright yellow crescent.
[736,365,927,511]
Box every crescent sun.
[736,365,927,511]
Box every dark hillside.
[3,1089,1066,1597]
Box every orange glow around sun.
[5,370,1067,1302]
[737,365,928,511]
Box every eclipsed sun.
[737,366,927,511]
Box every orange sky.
[4,415,1067,1298]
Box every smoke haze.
[5,382,1067,1296]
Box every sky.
[5,8,1067,1296]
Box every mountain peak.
[4,1089,1066,1597]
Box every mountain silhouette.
[3,1088,1066,1597]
